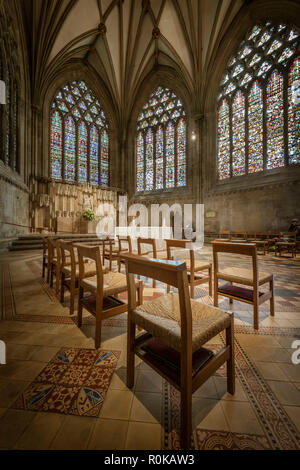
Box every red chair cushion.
[218,283,263,301]
[141,337,213,376]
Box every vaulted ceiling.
[20,0,245,118]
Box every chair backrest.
[232,231,247,241]
[118,235,132,253]
[137,237,156,256]
[47,237,57,261]
[165,239,194,265]
[59,240,75,272]
[255,232,269,240]
[219,231,231,240]
[280,231,296,241]
[75,244,104,294]
[102,237,117,256]
[212,241,258,286]
[123,253,192,347]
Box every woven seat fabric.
[132,293,231,352]
[81,271,138,296]
[62,261,97,278]
[217,267,272,286]
[174,258,211,272]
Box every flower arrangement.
[82,209,96,221]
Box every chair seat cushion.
[132,293,231,352]
[62,262,97,278]
[217,267,272,286]
[141,337,214,376]
[81,271,138,296]
[218,283,264,302]
[80,294,124,315]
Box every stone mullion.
[163,124,166,190]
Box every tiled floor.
[0,247,299,449]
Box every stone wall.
[203,181,300,234]
[0,169,29,239]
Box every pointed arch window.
[50,80,109,186]
[135,86,187,192]
[217,21,300,180]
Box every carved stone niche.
[29,177,123,233]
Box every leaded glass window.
[50,80,109,186]
[217,21,300,180]
[136,86,187,192]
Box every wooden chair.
[212,241,275,330]
[136,237,168,288]
[46,237,57,287]
[254,232,270,255]
[42,238,48,278]
[117,235,133,272]
[76,244,143,348]
[165,239,212,298]
[275,232,297,258]
[123,253,235,449]
[60,241,97,315]
[102,237,119,271]
[218,231,231,241]
[231,231,248,242]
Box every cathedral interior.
[0,0,299,452]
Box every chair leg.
[127,319,136,388]
[253,289,259,330]
[226,318,235,395]
[55,267,60,296]
[137,281,143,306]
[95,312,102,349]
[180,376,192,449]
[208,266,212,297]
[47,260,51,283]
[270,276,275,317]
[152,279,156,288]
[167,284,170,294]
[42,259,45,278]
[69,278,76,316]
[214,279,218,307]
[50,264,54,288]
[60,273,65,303]
[77,287,83,327]
[190,282,194,299]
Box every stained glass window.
[89,126,99,186]
[136,132,144,191]
[101,130,109,186]
[5,66,10,165]
[288,57,300,164]
[64,116,76,182]
[78,121,88,182]
[217,21,299,180]
[248,82,263,173]
[217,100,230,180]
[267,71,284,169]
[155,126,164,190]
[50,111,63,179]
[145,129,154,191]
[50,80,109,186]
[232,91,246,176]
[136,86,187,192]
[177,119,186,187]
